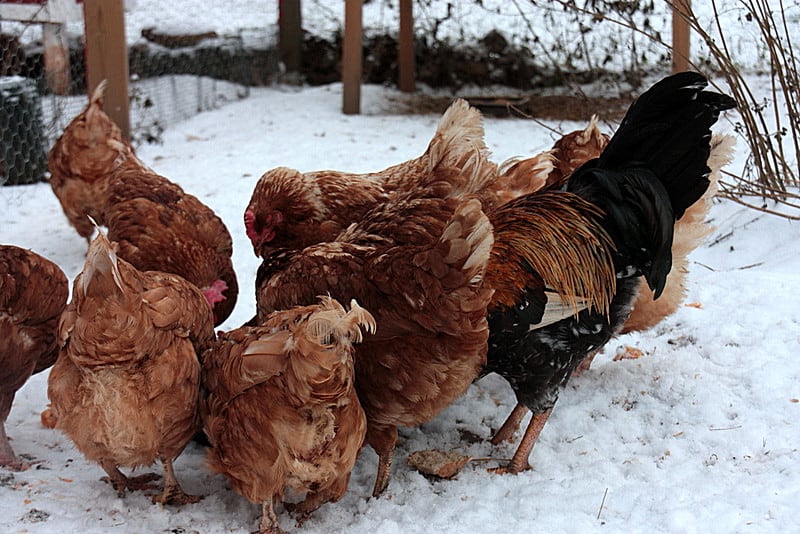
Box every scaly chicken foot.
[257,498,285,534]
[490,403,530,445]
[489,409,552,475]
[100,461,161,497]
[151,457,201,505]
[0,424,35,472]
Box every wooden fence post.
[342,0,362,114]
[398,0,415,92]
[83,0,130,138]
[42,22,71,95]
[279,0,302,75]
[672,0,691,73]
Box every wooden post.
[671,0,691,73]
[398,0,415,92]
[279,0,302,74]
[42,22,71,95]
[342,0,362,114]
[83,0,130,138]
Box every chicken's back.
[1,246,68,386]
[104,163,238,325]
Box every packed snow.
[1,78,799,533]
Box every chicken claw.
[151,458,201,505]
[100,463,160,497]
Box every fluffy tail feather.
[567,72,736,298]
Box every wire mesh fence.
[1,5,267,186]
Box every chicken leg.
[100,460,161,497]
[490,408,552,474]
[490,403,529,445]
[259,497,285,534]
[152,457,201,505]
[0,417,31,472]
[367,423,398,497]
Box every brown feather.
[486,191,616,317]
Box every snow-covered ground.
[1,80,799,533]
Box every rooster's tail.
[566,72,736,298]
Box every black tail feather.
[568,72,736,298]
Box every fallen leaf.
[58,477,73,483]
[791,398,799,403]
[613,345,645,361]
[684,302,703,308]
[407,449,471,479]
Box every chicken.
[482,72,736,474]
[255,195,495,497]
[203,297,374,534]
[48,80,138,242]
[244,99,512,258]
[1,245,68,470]
[103,159,238,325]
[47,230,215,503]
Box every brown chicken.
[48,80,138,242]
[103,159,238,325]
[255,194,495,497]
[203,297,374,534]
[1,245,68,470]
[47,230,214,504]
[245,99,519,258]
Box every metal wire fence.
[1,6,266,186]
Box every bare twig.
[597,487,609,520]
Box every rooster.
[203,297,374,534]
[103,160,238,325]
[48,81,138,243]
[47,230,215,503]
[255,195,495,497]
[482,72,736,473]
[1,245,69,470]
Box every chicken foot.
[286,473,350,525]
[0,421,34,472]
[258,497,285,534]
[489,408,552,475]
[100,460,161,497]
[151,457,201,505]
[372,449,394,497]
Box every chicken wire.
[1,15,262,186]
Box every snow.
[1,79,799,533]
[3,0,800,530]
